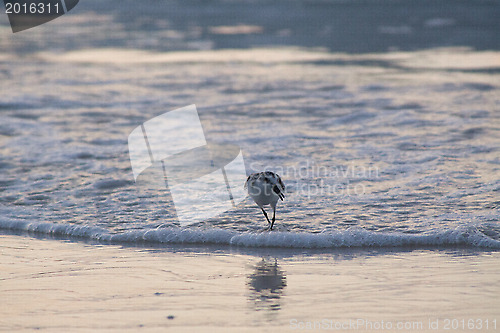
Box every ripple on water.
[94,179,132,191]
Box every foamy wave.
[1,218,499,249]
[230,227,500,249]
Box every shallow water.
[0,0,499,249]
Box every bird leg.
[269,207,276,231]
[260,207,271,225]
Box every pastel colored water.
[1,2,500,332]
[1,0,499,249]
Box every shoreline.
[2,223,500,251]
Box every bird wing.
[272,176,285,201]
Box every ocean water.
[0,0,499,250]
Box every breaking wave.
[1,217,499,249]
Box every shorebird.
[244,171,285,230]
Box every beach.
[1,234,499,332]
[1,0,500,331]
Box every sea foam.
[1,217,499,249]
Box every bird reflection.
[247,258,287,312]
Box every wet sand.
[1,234,499,332]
